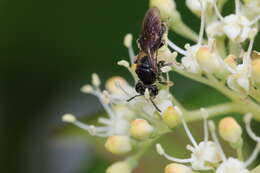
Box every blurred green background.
[2,0,260,173]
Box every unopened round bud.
[224,55,237,68]
[162,106,180,128]
[91,73,101,87]
[195,46,220,73]
[123,33,133,48]
[117,60,130,68]
[106,161,132,173]
[62,114,76,123]
[105,76,128,94]
[130,119,154,140]
[165,163,193,173]
[81,84,93,93]
[105,136,132,155]
[150,0,176,20]
[252,58,260,84]
[218,117,242,144]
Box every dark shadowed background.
[1,0,260,173]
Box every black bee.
[127,7,170,112]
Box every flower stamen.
[175,106,198,148]
[208,120,227,161]
[168,40,188,56]
[198,0,205,45]
[244,142,260,167]
[244,113,260,142]
[213,0,224,20]
[156,144,194,163]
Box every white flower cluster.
[157,111,260,173]
[166,0,260,94]
[61,0,260,172]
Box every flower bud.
[105,136,132,155]
[81,84,93,93]
[218,117,242,144]
[106,161,132,173]
[150,0,176,20]
[105,76,127,94]
[195,46,220,73]
[162,106,180,128]
[123,33,133,48]
[164,163,193,173]
[224,55,237,68]
[252,58,260,84]
[91,73,101,87]
[62,114,76,123]
[130,119,154,140]
[117,60,130,68]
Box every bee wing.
[139,7,162,53]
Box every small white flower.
[222,14,251,43]
[226,64,250,93]
[185,0,214,16]
[206,21,223,37]
[188,141,221,170]
[157,109,221,171]
[181,44,201,74]
[225,32,256,93]
[216,158,249,173]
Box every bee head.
[135,81,158,98]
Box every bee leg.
[150,98,161,112]
[127,94,142,102]
[158,60,172,68]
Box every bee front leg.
[157,60,172,69]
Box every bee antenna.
[127,95,142,102]
[150,98,161,112]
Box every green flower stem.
[237,146,244,161]
[229,40,240,56]
[173,68,260,120]
[184,102,241,122]
[216,36,227,58]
